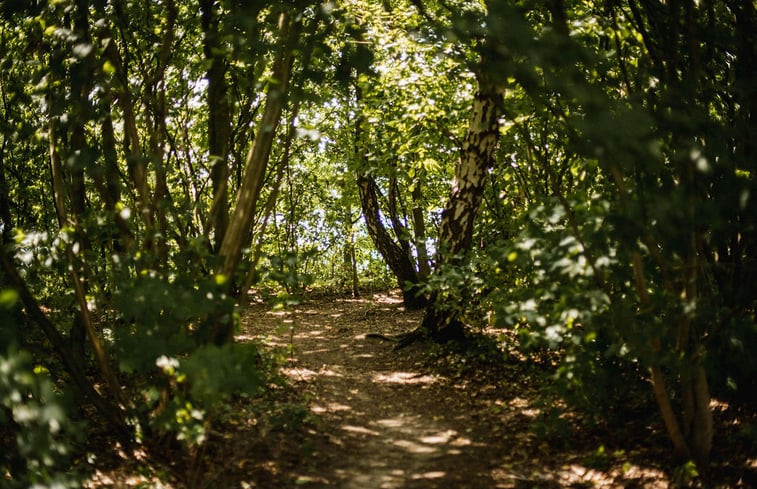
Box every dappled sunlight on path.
[242,291,506,488]
[236,290,677,488]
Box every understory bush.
[1,289,83,489]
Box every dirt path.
[83,290,753,487]
[236,291,669,489]
[243,292,505,488]
[86,290,756,487]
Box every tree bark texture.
[421,75,502,337]
[437,79,501,263]
[97,20,155,251]
[240,102,302,299]
[0,141,13,245]
[0,71,14,244]
[411,182,431,279]
[218,11,300,278]
[353,81,426,309]
[92,102,133,250]
[201,0,232,252]
[214,11,301,343]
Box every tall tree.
[213,8,303,343]
[397,0,504,341]
[201,0,232,252]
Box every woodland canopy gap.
[1,0,756,487]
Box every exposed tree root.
[365,330,423,349]
[365,318,467,350]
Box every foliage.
[478,0,755,463]
[0,0,755,481]
[0,291,83,488]
[150,343,266,446]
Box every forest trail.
[242,291,507,488]
[230,290,667,489]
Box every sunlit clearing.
[393,439,437,454]
[282,367,319,380]
[340,424,380,436]
[311,402,352,414]
[372,372,436,384]
[411,471,446,480]
[419,430,457,444]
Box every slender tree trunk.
[69,0,91,224]
[48,118,68,230]
[0,53,14,245]
[146,0,178,266]
[0,139,13,245]
[96,18,155,252]
[411,181,431,279]
[356,173,425,308]
[677,241,713,462]
[349,231,359,297]
[67,0,99,362]
[650,365,691,459]
[240,155,288,297]
[387,175,410,246]
[47,1,126,406]
[239,99,305,300]
[218,11,299,276]
[91,103,133,250]
[213,11,301,343]
[48,112,127,411]
[353,85,425,308]
[201,0,232,252]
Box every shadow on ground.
[225,291,698,489]
[86,290,757,488]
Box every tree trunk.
[92,103,133,250]
[354,85,426,308]
[356,173,426,308]
[218,11,300,278]
[97,20,154,252]
[349,232,360,298]
[48,115,127,413]
[201,0,232,252]
[420,73,502,338]
[239,96,305,299]
[411,181,431,279]
[0,139,13,245]
[689,363,713,461]
[48,115,68,230]
[146,0,178,267]
[213,11,301,344]
[0,77,14,245]
[0,245,131,442]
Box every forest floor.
[88,289,756,488]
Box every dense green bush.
[1,290,83,488]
